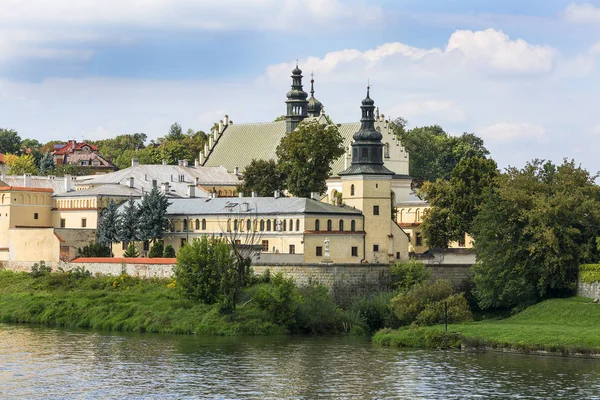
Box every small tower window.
[315,219,320,231]
[296,219,300,231]
[327,219,332,231]
[339,220,344,231]
[202,219,206,230]
[247,219,252,231]
[350,184,355,196]
[351,220,356,231]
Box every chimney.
[274,190,280,199]
[234,166,239,175]
[187,184,195,198]
[131,158,139,167]
[162,159,167,166]
[194,177,200,186]
[251,191,257,198]
[218,120,224,134]
[311,192,320,200]
[224,115,229,125]
[183,160,189,167]
[178,160,184,166]
[238,192,243,198]
[128,177,134,188]
[64,175,71,192]
[161,182,170,195]
[23,174,32,187]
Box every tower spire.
[285,63,309,133]
[307,71,323,118]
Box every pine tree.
[119,197,140,243]
[97,200,121,254]
[138,186,171,243]
[38,151,55,175]
[123,242,140,258]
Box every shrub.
[295,284,345,334]
[580,264,600,284]
[390,259,430,291]
[348,292,399,332]
[123,242,140,258]
[68,266,92,280]
[77,241,111,257]
[163,244,176,258]
[255,273,298,328]
[391,279,453,325]
[414,293,473,326]
[148,242,164,258]
[30,261,52,278]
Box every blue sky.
[1,0,600,173]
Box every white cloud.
[564,3,600,24]
[479,123,546,142]
[388,100,467,124]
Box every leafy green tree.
[419,156,499,248]
[123,242,140,258]
[239,159,286,196]
[164,122,184,141]
[77,241,111,257]
[153,141,190,164]
[138,186,171,243]
[163,244,176,257]
[5,154,38,175]
[90,133,149,169]
[118,198,140,243]
[97,200,121,253]
[38,152,55,175]
[174,236,237,309]
[276,120,344,197]
[52,164,89,176]
[0,129,22,154]
[472,159,600,310]
[149,242,164,258]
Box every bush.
[163,244,176,258]
[580,264,600,284]
[148,242,164,258]
[295,284,345,334]
[30,261,52,278]
[255,273,298,328]
[391,279,455,325]
[123,242,140,258]
[373,327,463,349]
[348,292,399,332]
[414,293,473,326]
[390,259,430,291]
[77,241,111,257]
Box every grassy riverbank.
[374,297,600,355]
[0,270,289,335]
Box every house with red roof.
[52,140,118,174]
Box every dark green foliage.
[254,273,298,327]
[348,291,399,332]
[276,120,345,197]
[123,242,140,258]
[295,284,347,334]
[97,200,120,249]
[77,241,111,257]
[52,164,90,176]
[38,151,55,175]
[472,159,600,310]
[0,128,22,154]
[30,261,52,278]
[138,187,171,243]
[579,264,600,284]
[163,244,176,258]
[239,159,286,197]
[390,259,430,291]
[174,237,237,309]
[118,198,139,243]
[414,293,473,326]
[148,242,164,258]
[373,327,463,349]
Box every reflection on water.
[1,324,600,399]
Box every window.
[351,246,358,257]
[180,238,187,247]
[260,220,265,231]
[266,220,271,231]
[202,219,206,230]
[122,241,128,250]
[283,219,287,231]
[81,160,88,166]
[373,244,379,252]
[152,179,157,187]
[350,184,355,196]
[316,246,323,256]
[262,240,269,251]
[234,240,241,245]
[81,218,87,228]
[143,241,150,251]
[327,219,332,231]
[34,213,38,220]
[373,205,379,215]
[289,219,293,231]
[416,232,423,246]
[60,218,66,228]
[195,219,200,230]
[247,219,252,231]
[339,220,344,231]
[296,219,300,231]
[396,252,400,259]
[384,142,390,158]
[351,220,356,231]
[315,219,320,231]
[93,161,99,166]
[183,219,188,232]
[289,244,296,254]
[234,220,238,231]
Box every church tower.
[339,87,406,263]
[307,74,323,117]
[285,64,309,133]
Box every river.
[1,324,600,399]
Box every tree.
[472,159,600,310]
[118,198,140,244]
[123,242,140,258]
[163,244,176,257]
[149,242,164,258]
[239,159,286,196]
[164,122,184,141]
[138,186,171,243]
[0,129,21,154]
[52,164,89,176]
[38,152,55,175]
[174,236,237,310]
[419,156,499,248]
[276,120,344,197]
[5,154,38,175]
[97,200,121,253]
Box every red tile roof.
[53,141,98,155]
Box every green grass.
[0,270,285,335]
[374,297,600,355]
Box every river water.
[1,324,600,399]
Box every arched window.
[267,220,271,231]
[296,219,300,231]
[183,219,188,232]
[247,219,252,231]
[339,220,344,231]
[289,219,293,231]
[195,219,200,230]
[234,220,238,231]
[202,219,206,230]
[327,219,332,231]
[315,219,320,231]
[351,220,356,231]
[283,219,287,231]
[260,220,265,231]
[350,184,355,196]
[253,220,258,231]
[227,219,231,232]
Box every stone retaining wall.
[578,281,600,299]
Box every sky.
[1,0,600,173]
